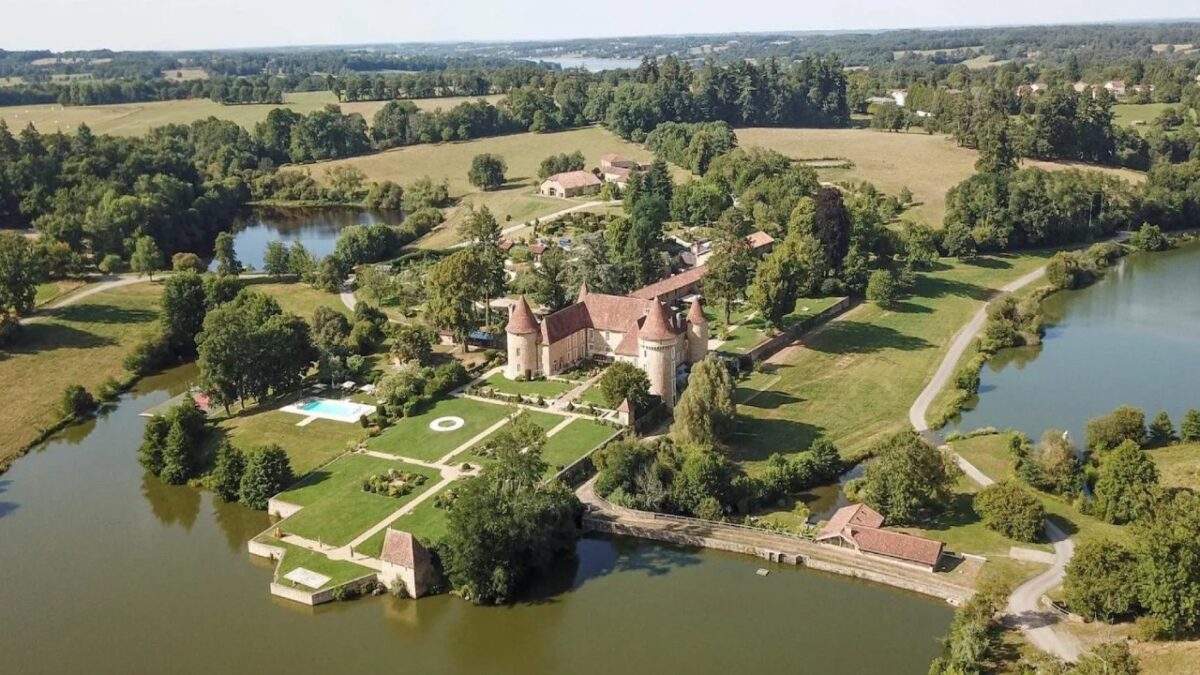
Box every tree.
[865,269,901,308]
[671,356,736,447]
[263,241,290,277]
[537,150,585,180]
[171,252,205,273]
[311,305,351,352]
[468,153,507,191]
[457,206,506,325]
[129,235,164,280]
[159,421,193,485]
[1069,642,1139,675]
[389,324,435,365]
[59,384,97,421]
[439,448,581,603]
[1180,409,1200,442]
[1129,222,1170,251]
[1063,539,1140,623]
[857,431,960,524]
[1086,405,1146,452]
[812,187,851,271]
[159,271,209,357]
[0,232,43,317]
[425,249,482,351]
[143,398,208,485]
[974,116,1019,173]
[1147,410,1176,446]
[704,234,755,325]
[210,439,246,503]
[597,361,651,411]
[973,481,1044,542]
[1094,440,1159,524]
[213,231,241,276]
[1135,490,1200,636]
[531,245,571,312]
[239,444,294,510]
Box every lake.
[222,206,404,270]
[529,56,644,72]
[0,366,952,675]
[954,242,1200,442]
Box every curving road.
[907,261,1085,662]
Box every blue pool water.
[301,399,361,417]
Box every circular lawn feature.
[429,416,466,432]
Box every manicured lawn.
[736,128,1143,229]
[733,253,1052,467]
[276,454,440,547]
[310,126,691,247]
[716,297,840,355]
[1151,442,1200,490]
[482,372,573,398]
[0,90,503,137]
[0,282,162,464]
[367,396,516,462]
[357,493,452,556]
[244,281,350,320]
[577,384,614,408]
[541,419,621,475]
[1112,102,1192,129]
[216,402,369,476]
[266,540,377,590]
[456,410,569,466]
[34,279,87,307]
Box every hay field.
[736,128,1144,228]
[308,125,685,247]
[0,90,503,136]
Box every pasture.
[309,125,680,247]
[0,90,503,137]
[735,128,1143,228]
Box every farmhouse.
[379,528,436,598]
[600,153,650,187]
[1104,80,1127,97]
[816,504,945,572]
[888,89,908,107]
[540,170,601,198]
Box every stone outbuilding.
[379,528,436,598]
[539,170,601,198]
[816,504,945,572]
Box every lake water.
[954,242,1200,442]
[222,207,404,270]
[529,56,644,72]
[0,366,951,674]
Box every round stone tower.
[638,300,678,407]
[504,296,541,380]
[685,297,709,365]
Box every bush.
[1085,405,1146,452]
[597,362,651,411]
[59,384,97,420]
[1129,222,1171,251]
[98,254,125,274]
[0,313,21,348]
[124,329,173,376]
[1094,440,1159,524]
[1062,539,1141,622]
[865,269,900,308]
[171,252,206,272]
[973,482,1044,542]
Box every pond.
[220,206,404,270]
[954,242,1200,442]
[0,366,952,674]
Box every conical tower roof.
[687,296,707,326]
[639,300,676,342]
[505,296,539,335]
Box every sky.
[1,0,1194,52]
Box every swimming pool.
[281,397,377,424]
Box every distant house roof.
[505,296,540,336]
[601,153,625,163]
[529,243,547,255]
[629,266,708,301]
[497,239,514,251]
[544,170,601,189]
[381,529,432,570]
[746,230,775,251]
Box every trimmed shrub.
[973,481,1044,542]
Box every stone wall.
[743,297,852,363]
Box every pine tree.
[210,440,246,502]
[1180,409,1200,442]
[159,421,192,485]
[1148,410,1176,446]
[239,445,294,510]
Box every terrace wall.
[743,297,852,363]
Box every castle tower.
[638,300,678,407]
[685,297,709,365]
[504,296,541,380]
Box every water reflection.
[222,206,405,270]
[142,471,201,531]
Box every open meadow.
[309,125,686,247]
[732,252,1052,466]
[736,128,1144,228]
[0,90,503,137]
[0,282,161,463]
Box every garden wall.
[744,297,853,363]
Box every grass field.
[216,402,369,476]
[357,493,452,555]
[367,396,515,462]
[1112,102,1193,128]
[481,372,574,398]
[456,409,566,465]
[717,296,841,354]
[308,125,687,247]
[1151,442,1200,490]
[732,253,1052,467]
[0,90,503,137]
[245,281,350,319]
[275,454,440,547]
[34,279,87,306]
[541,419,619,474]
[735,128,1144,228]
[0,282,161,463]
[267,540,376,590]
